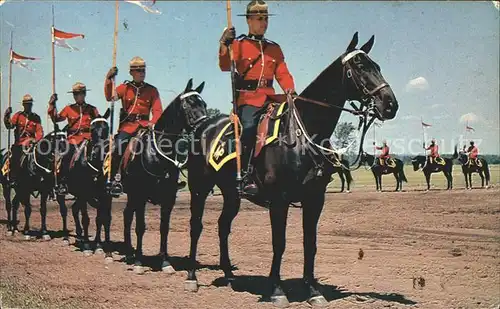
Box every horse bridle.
[291,49,391,171]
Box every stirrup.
[55,184,68,196]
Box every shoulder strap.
[239,42,269,79]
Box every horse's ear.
[360,35,375,54]
[195,81,205,94]
[102,108,111,119]
[185,78,193,92]
[346,32,358,51]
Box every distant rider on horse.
[373,139,390,166]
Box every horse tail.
[483,160,490,182]
[453,144,458,159]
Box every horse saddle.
[69,141,89,170]
[1,155,10,176]
[121,129,148,173]
[206,100,289,172]
[433,157,445,165]
[467,158,482,167]
[379,157,395,168]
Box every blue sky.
[1,1,499,154]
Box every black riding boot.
[241,144,258,196]
[105,150,124,197]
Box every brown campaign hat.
[21,94,34,104]
[129,56,146,70]
[237,0,275,17]
[67,82,90,93]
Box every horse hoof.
[62,239,70,246]
[184,280,198,292]
[104,256,114,264]
[162,265,175,275]
[307,295,328,307]
[42,234,51,241]
[95,248,104,255]
[83,250,93,257]
[6,231,13,237]
[133,265,145,275]
[346,190,351,194]
[24,234,31,241]
[270,295,290,308]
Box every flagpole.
[421,116,425,155]
[107,0,119,183]
[50,5,55,133]
[226,0,242,195]
[7,31,13,155]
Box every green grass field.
[177,164,500,193]
[326,164,500,191]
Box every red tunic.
[104,80,162,134]
[48,103,99,145]
[5,111,43,146]
[219,34,295,108]
[426,144,439,157]
[376,145,390,158]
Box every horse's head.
[90,108,111,144]
[411,155,425,171]
[341,32,398,121]
[155,78,208,133]
[360,151,373,166]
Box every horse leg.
[81,200,92,256]
[54,194,69,244]
[394,172,399,192]
[468,173,472,190]
[184,190,208,292]
[5,184,13,234]
[159,186,177,274]
[373,170,379,191]
[379,175,383,192]
[464,172,469,190]
[123,197,135,265]
[102,195,113,262]
[133,201,147,274]
[12,195,20,234]
[339,172,345,193]
[425,172,431,191]
[302,193,327,306]
[22,194,32,240]
[94,200,104,255]
[268,201,290,307]
[71,199,83,245]
[478,171,485,188]
[218,185,241,282]
[39,192,50,241]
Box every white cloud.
[493,1,500,11]
[405,77,429,92]
[459,112,479,124]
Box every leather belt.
[236,79,273,91]
[121,113,149,122]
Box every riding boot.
[241,144,258,196]
[106,150,124,197]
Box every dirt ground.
[1,187,499,309]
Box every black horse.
[456,148,490,189]
[3,132,68,241]
[327,154,354,193]
[1,148,14,232]
[184,32,399,307]
[62,110,114,258]
[411,148,458,191]
[360,152,407,191]
[117,79,207,274]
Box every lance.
[51,5,59,188]
[107,0,119,183]
[226,0,243,195]
[7,31,13,159]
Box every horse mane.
[154,94,181,132]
